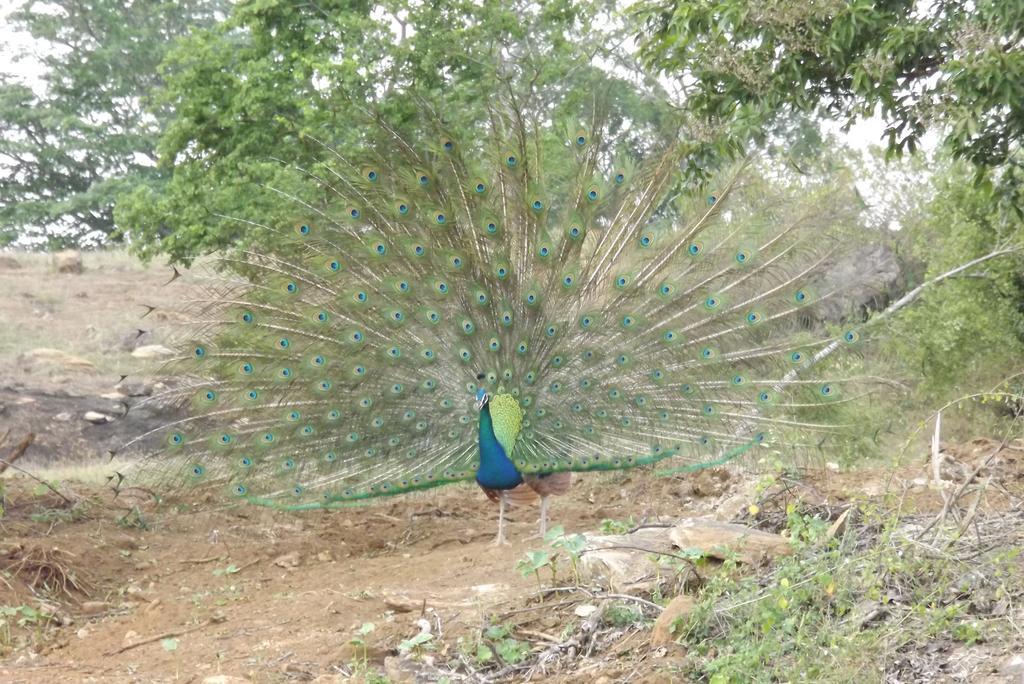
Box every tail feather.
[126,99,868,509]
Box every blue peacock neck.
[476,402,524,490]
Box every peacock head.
[474,387,489,411]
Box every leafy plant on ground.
[398,631,434,658]
[675,503,1024,682]
[467,624,532,667]
[0,605,57,655]
[603,602,646,628]
[515,525,589,587]
[599,517,635,535]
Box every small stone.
[80,601,111,615]
[691,468,730,497]
[119,379,153,397]
[131,344,175,359]
[53,411,73,422]
[122,630,140,648]
[650,595,697,647]
[574,604,599,618]
[202,677,252,684]
[383,594,419,613]
[316,550,333,563]
[384,656,419,684]
[273,551,301,568]
[999,654,1024,678]
[144,599,162,614]
[83,411,113,424]
[76,628,88,639]
[100,392,128,401]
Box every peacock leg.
[491,491,509,545]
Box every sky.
[1,0,45,89]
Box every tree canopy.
[116,0,686,264]
[634,0,1024,203]
[0,0,225,248]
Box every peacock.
[121,98,864,544]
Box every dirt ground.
[0,252,1021,683]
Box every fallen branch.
[0,437,72,505]
[103,615,225,656]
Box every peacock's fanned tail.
[126,104,864,510]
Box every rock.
[999,654,1024,678]
[273,551,301,568]
[574,604,599,618]
[691,468,730,497]
[384,656,420,683]
[52,250,83,274]
[83,411,114,424]
[713,493,753,522]
[131,344,175,359]
[669,519,793,564]
[382,594,420,613]
[650,595,697,647]
[79,601,111,615]
[0,254,22,270]
[202,677,252,684]
[116,329,153,352]
[807,243,904,324]
[53,412,73,422]
[121,630,140,648]
[119,378,154,396]
[579,527,679,593]
[76,628,88,640]
[100,392,127,400]
[316,550,333,563]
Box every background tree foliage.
[0,0,225,248]
[116,0,685,264]
[634,0,1024,208]
[885,163,1024,398]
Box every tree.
[885,163,1024,398]
[633,0,1024,204]
[0,0,225,248]
[117,0,683,264]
